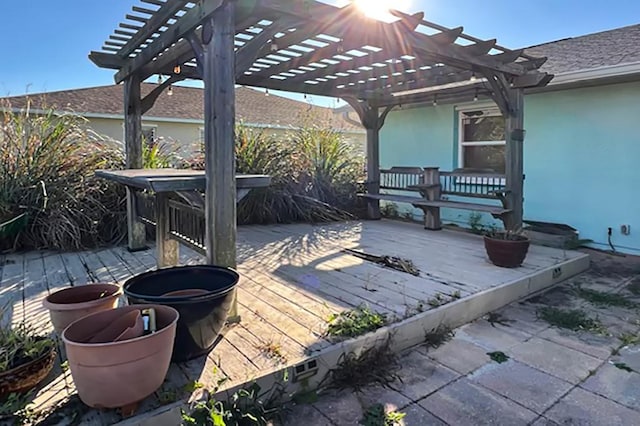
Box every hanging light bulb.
[265,88,270,96]
[470,71,477,81]
[337,39,344,54]
[271,42,278,52]
[167,85,173,96]
[174,64,181,74]
[157,74,162,85]
[473,89,479,102]
[304,93,308,100]
[432,95,438,107]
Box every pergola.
[91,0,552,272]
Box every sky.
[1,0,639,107]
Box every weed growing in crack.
[320,339,400,392]
[487,351,510,363]
[424,325,454,349]
[486,312,514,327]
[325,305,387,339]
[613,362,634,373]
[574,287,638,309]
[538,307,607,334]
[360,403,406,426]
[258,340,288,364]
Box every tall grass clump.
[231,124,363,224]
[0,101,126,250]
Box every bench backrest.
[440,169,506,199]
[379,167,506,200]
[380,167,424,191]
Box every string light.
[432,95,438,107]
[265,88,270,96]
[337,39,344,54]
[270,42,278,52]
[174,64,181,74]
[157,75,162,85]
[470,72,477,81]
[167,85,173,96]
[304,93,308,100]
[473,88,479,102]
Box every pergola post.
[504,89,525,231]
[202,1,239,320]
[364,109,382,220]
[123,75,147,251]
[345,101,395,220]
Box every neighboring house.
[380,23,640,255]
[2,84,365,156]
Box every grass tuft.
[360,404,406,426]
[487,351,510,363]
[538,307,607,334]
[424,325,454,349]
[575,287,638,309]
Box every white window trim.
[457,109,506,185]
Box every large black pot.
[123,265,239,362]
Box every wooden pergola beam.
[113,0,225,83]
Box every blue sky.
[1,0,639,106]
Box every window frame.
[457,106,506,185]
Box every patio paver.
[580,363,640,411]
[544,387,640,426]
[468,360,573,414]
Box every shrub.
[233,124,363,225]
[0,101,127,250]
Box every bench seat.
[359,193,510,216]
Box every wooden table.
[95,169,271,268]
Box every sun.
[353,0,411,20]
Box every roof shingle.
[3,84,363,133]
[525,23,640,74]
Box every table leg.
[156,193,179,268]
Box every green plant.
[618,333,640,347]
[424,325,454,349]
[484,227,528,241]
[0,320,53,374]
[325,305,387,339]
[575,287,638,309]
[487,351,510,363]
[360,404,406,426]
[0,100,126,250]
[537,307,607,334]
[380,202,399,218]
[181,379,288,426]
[142,138,187,169]
[0,391,36,424]
[321,340,399,391]
[468,212,484,234]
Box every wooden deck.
[0,220,590,424]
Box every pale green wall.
[381,81,640,254]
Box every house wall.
[381,81,640,255]
[86,117,366,158]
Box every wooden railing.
[440,169,506,199]
[379,167,424,191]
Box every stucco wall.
[86,117,365,159]
[381,81,640,255]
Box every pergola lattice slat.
[91,0,553,321]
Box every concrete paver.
[419,378,538,425]
[545,387,640,426]
[468,360,573,414]
[509,337,603,384]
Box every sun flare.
[353,0,411,20]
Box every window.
[459,109,505,174]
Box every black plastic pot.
[123,265,239,362]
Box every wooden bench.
[360,167,511,230]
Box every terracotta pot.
[62,305,178,410]
[484,234,531,268]
[0,343,56,399]
[43,284,122,334]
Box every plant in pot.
[0,310,56,408]
[43,283,122,335]
[483,227,530,268]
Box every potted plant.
[484,228,530,268]
[43,283,122,334]
[0,314,56,400]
